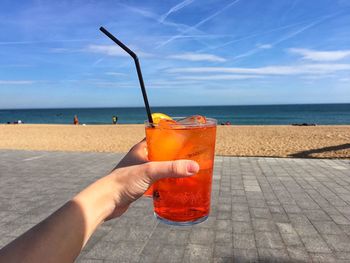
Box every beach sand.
[0,124,349,158]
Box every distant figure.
[112,116,118,124]
[73,115,79,125]
[220,121,231,126]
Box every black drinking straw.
[99,26,153,124]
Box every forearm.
[0,174,118,263]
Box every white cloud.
[176,74,262,80]
[167,64,350,75]
[0,80,34,85]
[289,48,350,61]
[85,45,128,57]
[105,72,127,76]
[85,44,151,57]
[257,44,272,49]
[159,0,194,22]
[168,52,226,62]
[157,0,240,48]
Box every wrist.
[72,174,119,243]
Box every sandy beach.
[1,124,349,158]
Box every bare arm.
[0,141,199,263]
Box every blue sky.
[0,0,350,108]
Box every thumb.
[142,160,200,182]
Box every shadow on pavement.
[289,143,350,158]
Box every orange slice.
[151,113,173,124]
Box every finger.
[142,160,200,182]
[115,140,148,169]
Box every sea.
[0,104,350,125]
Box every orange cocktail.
[145,116,216,225]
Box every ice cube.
[178,115,207,125]
[157,118,177,128]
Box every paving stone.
[166,229,191,245]
[183,244,213,263]
[231,190,245,196]
[212,257,233,263]
[76,259,103,263]
[155,245,185,263]
[215,231,232,243]
[233,249,258,263]
[280,233,303,247]
[85,241,142,262]
[249,208,271,219]
[305,210,332,221]
[232,221,253,234]
[300,236,332,253]
[271,212,290,223]
[138,239,162,262]
[216,211,233,220]
[189,228,215,245]
[214,243,233,258]
[233,234,256,249]
[309,253,337,263]
[336,252,350,260]
[231,211,250,222]
[322,234,350,252]
[252,219,277,232]
[268,206,284,214]
[283,204,302,214]
[312,221,343,235]
[232,204,249,212]
[215,219,232,231]
[286,247,310,262]
[257,248,290,262]
[255,232,284,249]
[276,222,297,235]
[290,221,319,236]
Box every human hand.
[114,139,149,169]
[104,140,199,219]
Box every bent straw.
[99,26,153,124]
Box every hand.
[114,139,149,169]
[104,139,200,219]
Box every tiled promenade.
[0,150,350,262]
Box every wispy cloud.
[167,63,350,75]
[0,39,90,46]
[119,3,203,35]
[176,74,262,80]
[85,45,128,57]
[0,80,34,85]
[201,11,341,61]
[231,14,336,61]
[168,52,226,62]
[257,44,273,49]
[105,72,128,76]
[157,0,240,48]
[159,0,194,22]
[288,48,350,61]
[85,44,151,57]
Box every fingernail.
[186,161,200,175]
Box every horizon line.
[1,102,349,110]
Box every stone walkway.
[0,150,350,262]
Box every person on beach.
[73,115,79,125]
[112,115,118,124]
[0,140,199,263]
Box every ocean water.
[0,104,350,125]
